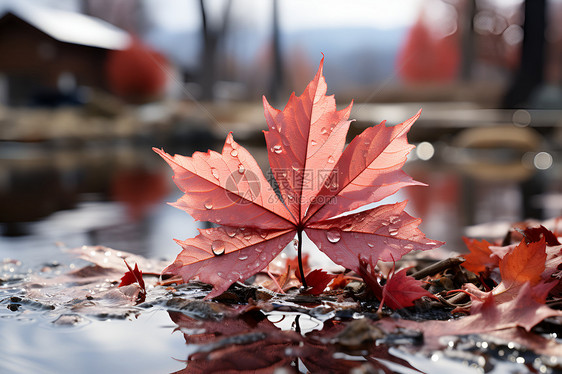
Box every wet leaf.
[381,267,435,310]
[381,282,562,338]
[155,57,442,298]
[296,269,336,295]
[18,246,166,318]
[118,261,146,303]
[358,259,434,310]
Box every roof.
[0,1,130,50]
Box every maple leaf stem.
[297,229,307,289]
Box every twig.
[410,257,465,280]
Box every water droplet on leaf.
[311,140,317,146]
[321,127,328,135]
[326,228,342,243]
[211,240,226,256]
[273,145,282,154]
[389,216,400,224]
[226,227,237,237]
[238,255,248,261]
[389,228,398,236]
[211,168,219,180]
[327,155,335,164]
[230,149,238,157]
[204,200,213,210]
[238,164,245,174]
[404,244,414,250]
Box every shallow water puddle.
[0,309,186,374]
[2,246,562,373]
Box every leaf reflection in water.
[168,309,422,374]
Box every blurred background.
[0,0,561,259]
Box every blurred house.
[0,2,130,106]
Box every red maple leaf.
[154,57,443,298]
[118,260,146,303]
[486,233,561,301]
[359,259,434,310]
[381,267,435,310]
[295,268,337,295]
[498,238,546,290]
[523,225,561,246]
[461,237,498,274]
[380,281,562,339]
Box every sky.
[0,0,534,91]
[0,0,531,34]
[143,0,425,32]
[1,0,426,32]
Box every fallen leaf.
[357,257,384,300]
[119,261,145,289]
[14,246,171,319]
[523,225,561,246]
[498,237,546,291]
[155,57,443,298]
[491,237,560,302]
[328,273,351,290]
[461,237,497,274]
[381,267,435,310]
[296,269,337,295]
[379,282,562,337]
[118,261,146,303]
[358,259,434,310]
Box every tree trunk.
[268,0,284,102]
[502,0,547,108]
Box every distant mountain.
[281,27,407,90]
[144,25,408,93]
